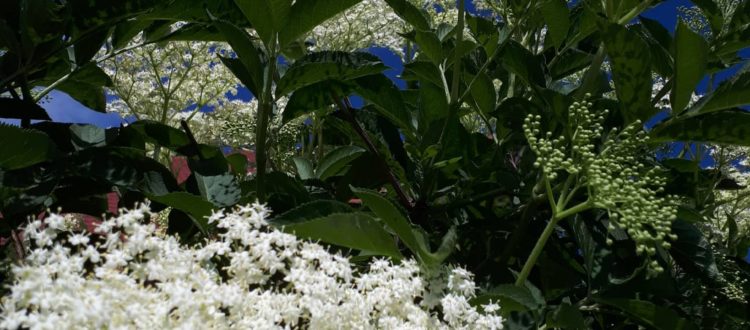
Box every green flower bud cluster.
[524,95,678,275]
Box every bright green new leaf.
[671,20,708,113]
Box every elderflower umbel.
[524,96,678,275]
[1,204,503,329]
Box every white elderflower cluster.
[309,0,460,57]
[1,204,503,329]
[524,97,678,275]
[707,145,750,246]
[100,26,247,143]
[201,97,302,173]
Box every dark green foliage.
[2,0,750,328]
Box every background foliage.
[2,0,750,328]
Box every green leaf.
[466,14,500,54]
[272,200,354,225]
[415,30,443,64]
[600,22,653,123]
[352,187,449,265]
[212,19,265,97]
[671,20,708,113]
[195,172,241,208]
[233,0,291,46]
[0,125,58,170]
[56,63,113,112]
[548,48,593,80]
[500,41,545,87]
[466,71,496,114]
[279,0,361,46]
[637,17,674,78]
[293,157,315,180]
[546,303,586,329]
[382,0,430,31]
[283,80,350,123]
[226,153,248,176]
[417,80,450,124]
[596,298,698,330]
[540,0,570,49]
[69,125,106,149]
[276,212,403,259]
[471,284,544,315]
[73,26,111,65]
[126,120,191,150]
[72,147,179,195]
[219,56,262,97]
[316,145,366,180]
[112,19,152,49]
[276,51,387,96]
[350,74,413,132]
[148,192,214,235]
[403,61,445,89]
[670,219,721,283]
[691,71,750,115]
[650,109,750,145]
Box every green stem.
[515,215,559,286]
[256,46,278,202]
[449,0,466,103]
[545,177,557,211]
[554,200,592,220]
[616,0,653,25]
[574,43,605,99]
[515,197,592,286]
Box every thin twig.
[331,92,414,210]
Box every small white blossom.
[1,204,503,329]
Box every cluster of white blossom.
[100,26,246,143]
[1,203,503,329]
[197,97,302,172]
[309,0,460,57]
[524,96,678,275]
[708,146,750,245]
